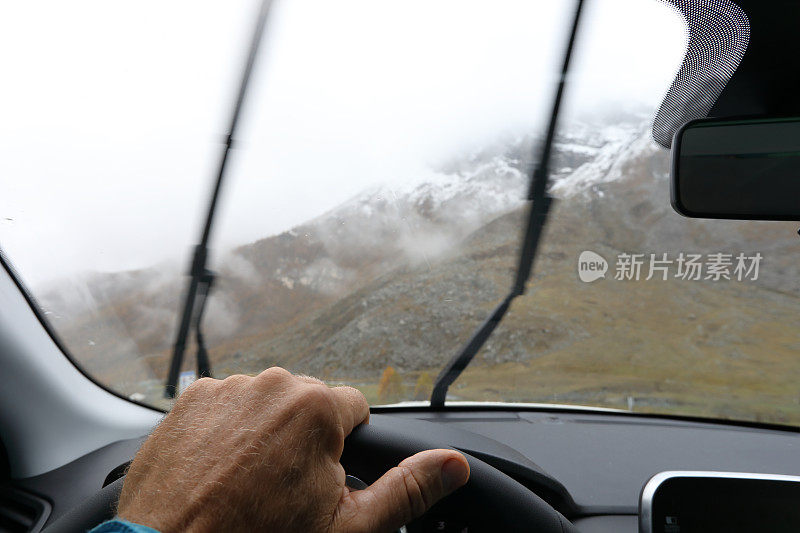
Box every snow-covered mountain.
[34,114,709,394]
[32,113,800,421]
[252,116,650,294]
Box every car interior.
[2,0,800,532]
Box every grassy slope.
[204,141,800,425]
[45,133,800,425]
[201,197,800,425]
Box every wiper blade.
[430,0,586,408]
[164,0,275,398]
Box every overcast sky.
[0,0,685,286]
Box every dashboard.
[7,408,800,532]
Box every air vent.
[0,487,51,533]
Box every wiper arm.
[430,0,586,408]
[165,0,275,398]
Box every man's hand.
[117,367,470,532]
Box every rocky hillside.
[37,114,800,424]
[37,115,643,385]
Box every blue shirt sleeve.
[89,519,161,533]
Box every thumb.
[341,449,470,533]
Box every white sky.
[0,0,686,286]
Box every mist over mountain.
[36,113,800,416]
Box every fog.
[0,0,685,286]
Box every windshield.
[6,0,791,426]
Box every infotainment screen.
[640,471,800,533]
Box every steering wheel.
[43,419,576,532]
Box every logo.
[578,250,608,283]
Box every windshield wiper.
[430,0,586,408]
[164,0,275,398]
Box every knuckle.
[256,366,293,386]
[181,377,216,398]
[337,385,368,408]
[336,385,365,401]
[221,374,251,387]
[299,384,337,417]
[194,376,216,388]
[294,385,341,436]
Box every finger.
[329,385,370,435]
[293,375,369,432]
[340,449,469,533]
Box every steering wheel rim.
[43,420,576,533]
[341,422,576,532]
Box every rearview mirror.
[671,116,800,220]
